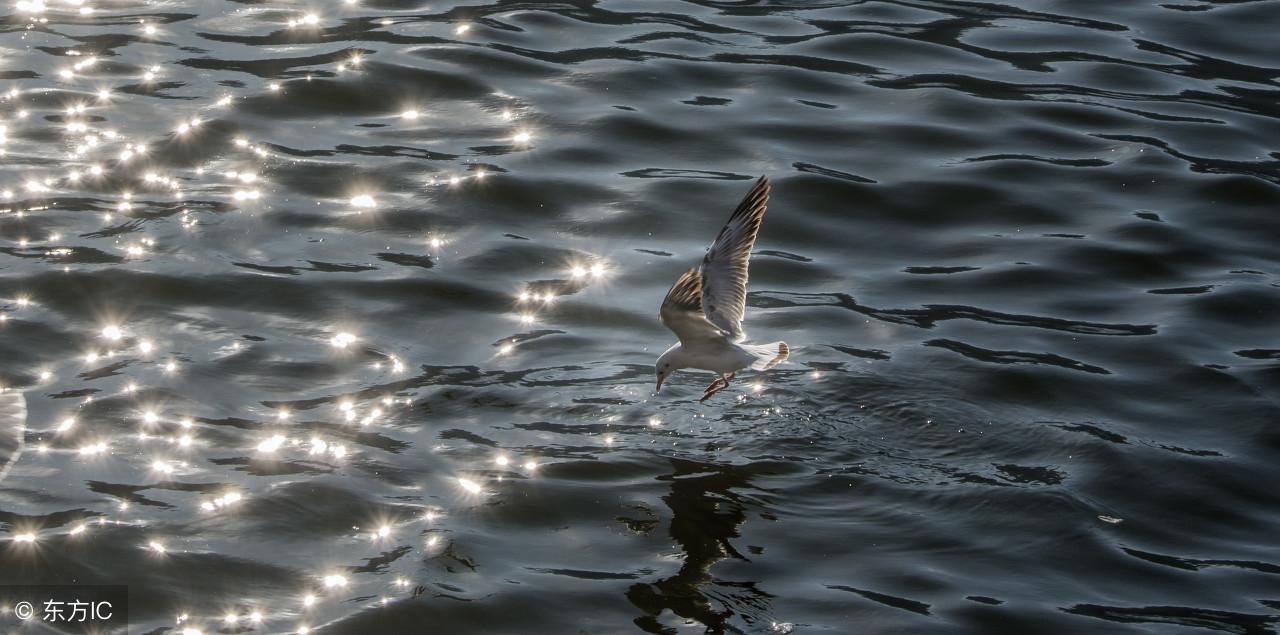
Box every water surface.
[2,1,1279,633]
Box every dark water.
[2,1,1279,633]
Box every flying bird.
[655,176,788,401]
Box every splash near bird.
[655,176,789,401]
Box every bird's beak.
[655,375,665,393]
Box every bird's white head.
[655,344,683,393]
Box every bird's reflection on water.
[630,458,768,634]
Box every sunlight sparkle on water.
[256,434,285,453]
[288,12,320,28]
[0,18,583,620]
[78,441,107,456]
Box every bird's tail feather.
[748,342,789,370]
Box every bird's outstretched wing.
[699,176,769,341]
[660,268,728,344]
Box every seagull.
[655,176,789,401]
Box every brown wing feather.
[660,268,726,344]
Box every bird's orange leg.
[699,377,725,401]
[699,372,736,402]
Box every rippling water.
[2,1,1279,633]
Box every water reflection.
[629,458,767,634]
